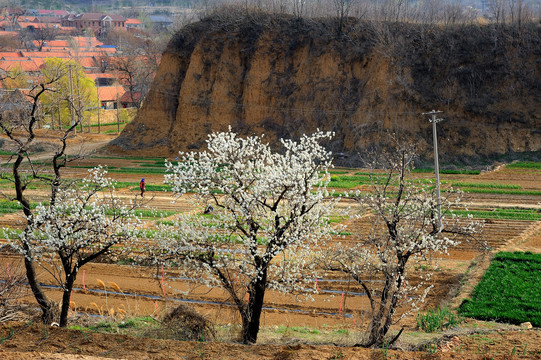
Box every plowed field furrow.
[328,220,536,258]
[0,253,462,326]
[464,193,541,206]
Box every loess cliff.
[110,13,541,165]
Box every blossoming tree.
[321,144,484,347]
[155,129,337,344]
[8,167,143,327]
[0,61,83,323]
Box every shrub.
[152,304,215,341]
[417,307,463,332]
[0,261,30,322]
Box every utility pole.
[68,64,77,133]
[57,100,61,130]
[97,82,101,134]
[423,110,444,232]
[75,70,83,133]
[116,87,120,134]
[68,64,75,126]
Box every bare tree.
[18,26,59,51]
[268,0,290,14]
[488,0,507,24]
[333,0,355,36]
[292,0,306,18]
[0,260,27,318]
[110,53,156,108]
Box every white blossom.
[318,143,484,347]
[5,167,143,325]
[153,129,337,344]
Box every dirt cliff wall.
[110,14,541,164]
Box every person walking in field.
[140,178,145,197]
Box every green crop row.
[329,175,438,189]
[321,170,350,175]
[0,200,48,213]
[450,182,521,189]
[69,165,118,170]
[412,168,480,175]
[103,209,177,218]
[506,162,541,169]
[459,252,541,327]
[459,188,541,196]
[451,209,541,221]
[92,156,165,161]
[108,167,167,175]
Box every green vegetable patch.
[459,252,541,327]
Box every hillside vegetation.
[110,11,541,165]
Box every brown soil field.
[1,130,540,359]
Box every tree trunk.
[241,270,267,344]
[59,271,77,327]
[363,274,394,347]
[364,310,385,347]
[363,261,406,348]
[23,247,55,324]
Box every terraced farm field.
[0,135,540,359]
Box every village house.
[97,84,125,109]
[61,13,126,35]
[27,9,69,19]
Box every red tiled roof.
[72,36,103,48]
[75,51,108,57]
[86,73,115,80]
[21,51,71,58]
[0,52,22,58]
[0,31,18,36]
[77,57,98,68]
[18,22,53,29]
[125,18,141,25]
[35,16,62,24]
[119,91,141,103]
[77,13,126,22]
[97,85,125,102]
[0,59,42,72]
[95,47,116,54]
[32,58,45,67]
[43,40,69,47]
[37,10,69,16]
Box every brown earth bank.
[1,322,541,360]
[109,12,541,165]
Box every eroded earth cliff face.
[110,13,540,164]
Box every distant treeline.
[6,0,541,27]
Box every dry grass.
[147,304,215,341]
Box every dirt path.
[28,137,114,162]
